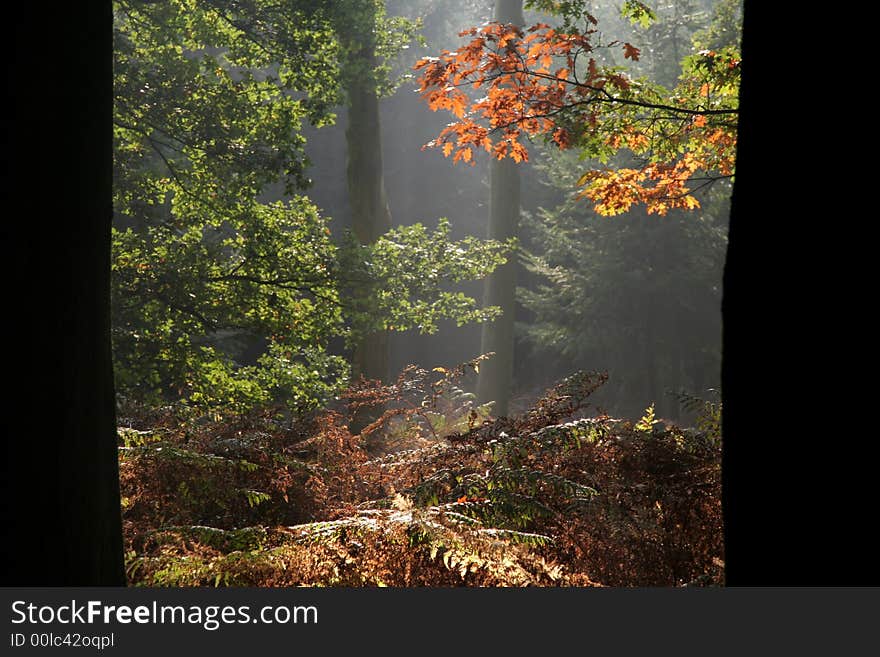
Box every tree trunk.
[339,3,393,433]
[477,0,525,417]
[346,70,392,386]
[477,157,521,416]
[6,1,125,585]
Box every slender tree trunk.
[6,1,125,585]
[477,157,521,416]
[346,69,392,386]
[338,2,393,432]
[477,0,525,417]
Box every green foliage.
[621,0,658,28]
[394,371,608,530]
[341,219,513,338]
[673,389,722,443]
[113,0,345,413]
[618,1,713,87]
[113,0,338,195]
[692,0,743,51]
[112,196,348,414]
[113,0,510,416]
[408,414,602,530]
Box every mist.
[298,0,732,424]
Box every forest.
[10,0,748,588]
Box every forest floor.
[119,366,723,587]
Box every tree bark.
[719,0,877,585]
[477,0,525,417]
[338,3,393,433]
[5,1,125,585]
[477,157,521,416]
[346,67,392,386]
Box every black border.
[5,0,879,604]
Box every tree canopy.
[415,0,739,216]
[112,0,511,414]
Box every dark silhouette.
[6,3,125,585]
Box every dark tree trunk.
[346,69,392,386]
[722,0,778,588]
[338,3,393,434]
[721,1,879,585]
[5,2,125,585]
[477,0,524,417]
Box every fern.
[476,528,553,546]
[635,404,657,432]
[672,389,722,443]
[405,437,598,530]
[243,490,271,508]
[122,363,721,588]
[149,525,268,551]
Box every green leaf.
[621,1,658,29]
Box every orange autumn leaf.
[453,146,473,164]
[510,141,528,163]
[414,18,738,215]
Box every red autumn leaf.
[623,43,640,61]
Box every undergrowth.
[119,360,723,587]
